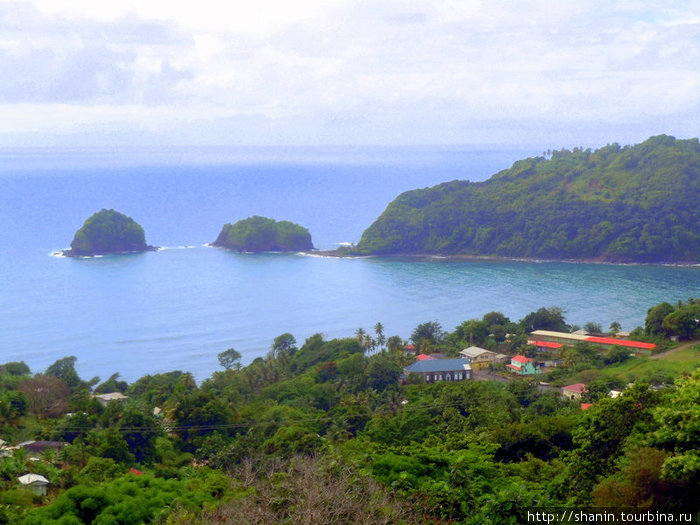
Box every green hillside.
[355,135,700,263]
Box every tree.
[661,303,700,340]
[609,321,622,335]
[411,321,445,352]
[449,319,490,347]
[271,333,297,357]
[374,322,386,350]
[18,374,71,419]
[94,372,128,394]
[645,302,674,336]
[519,307,568,333]
[482,311,510,327]
[218,348,242,371]
[45,356,86,392]
[366,353,402,391]
[386,335,404,353]
[584,322,603,333]
[0,361,30,376]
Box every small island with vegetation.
[353,135,700,263]
[61,209,156,257]
[211,215,313,252]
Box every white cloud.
[0,0,698,146]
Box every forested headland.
[354,135,700,263]
[1,300,698,523]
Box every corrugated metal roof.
[562,383,587,393]
[460,346,493,358]
[532,341,562,349]
[405,358,472,373]
[530,330,589,341]
[512,355,533,363]
[584,336,656,349]
[18,474,49,485]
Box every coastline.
[301,250,700,267]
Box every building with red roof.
[529,330,656,356]
[415,354,436,361]
[562,383,588,400]
[506,355,541,375]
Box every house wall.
[419,370,471,383]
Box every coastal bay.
[1,147,698,382]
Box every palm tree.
[374,322,386,350]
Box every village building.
[404,358,472,383]
[529,330,656,356]
[529,340,563,353]
[415,354,437,361]
[18,473,49,496]
[506,355,541,375]
[19,441,65,456]
[459,346,508,369]
[561,383,588,400]
[93,392,129,406]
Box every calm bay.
[1,147,698,382]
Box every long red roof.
[585,336,656,349]
[533,340,562,349]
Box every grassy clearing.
[571,343,700,384]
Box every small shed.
[18,473,49,496]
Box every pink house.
[561,383,588,400]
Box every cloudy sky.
[0,0,698,148]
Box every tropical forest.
[1,299,698,524]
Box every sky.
[0,0,698,148]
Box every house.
[459,346,508,369]
[580,403,594,410]
[608,390,623,398]
[19,441,65,456]
[404,358,472,383]
[506,355,541,375]
[415,354,437,361]
[18,473,49,496]
[93,392,129,406]
[561,383,588,400]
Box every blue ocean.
[2,146,698,382]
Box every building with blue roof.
[404,358,472,383]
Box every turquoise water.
[1,147,698,382]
